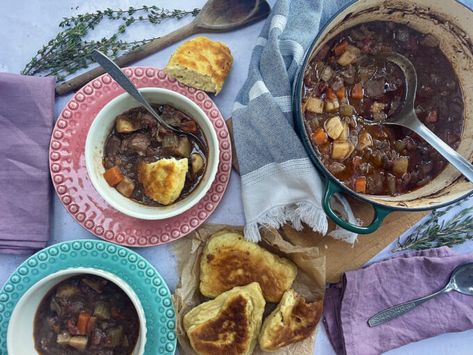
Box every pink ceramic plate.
[50,67,232,247]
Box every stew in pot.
[302,21,464,195]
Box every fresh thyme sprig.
[21,6,200,82]
[392,200,473,252]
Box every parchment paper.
[172,224,326,355]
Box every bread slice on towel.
[259,289,323,351]
[164,36,233,95]
[138,158,188,205]
[200,230,297,302]
[184,282,265,355]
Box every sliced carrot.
[354,176,367,193]
[336,86,346,100]
[77,312,91,336]
[351,83,363,100]
[311,128,328,146]
[86,316,97,334]
[326,87,337,101]
[333,40,348,56]
[180,120,198,133]
[103,166,124,187]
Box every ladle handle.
[404,112,473,183]
[368,287,448,327]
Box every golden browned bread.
[183,282,265,355]
[137,158,188,205]
[164,36,233,95]
[200,230,297,302]
[258,289,323,351]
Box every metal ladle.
[91,50,207,150]
[381,53,473,182]
[368,262,473,327]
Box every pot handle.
[322,180,392,234]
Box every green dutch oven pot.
[293,0,473,234]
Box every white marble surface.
[1,0,473,354]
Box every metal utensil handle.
[90,50,174,132]
[403,111,473,183]
[368,288,446,327]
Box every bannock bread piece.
[137,158,188,205]
[164,36,233,95]
[183,282,265,355]
[258,289,323,351]
[200,230,297,302]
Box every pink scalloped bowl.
[50,67,232,247]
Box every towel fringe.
[244,201,329,242]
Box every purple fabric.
[324,247,473,355]
[0,72,55,254]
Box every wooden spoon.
[56,0,271,96]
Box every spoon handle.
[403,111,473,183]
[368,287,447,327]
[91,50,173,131]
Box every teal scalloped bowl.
[0,239,176,354]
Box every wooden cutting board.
[225,118,428,283]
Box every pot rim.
[293,0,473,213]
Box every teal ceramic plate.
[0,239,176,354]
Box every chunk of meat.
[365,78,385,98]
[125,134,150,155]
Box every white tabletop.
[1,0,472,354]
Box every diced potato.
[68,336,88,351]
[393,157,409,175]
[338,123,350,141]
[107,326,124,347]
[357,131,373,150]
[56,285,79,298]
[337,45,361,66]
[370,101,385,114]
[325,116,344,140]
[57,332,71,345]
[320,65,334,81]
[305,97,324,114]
[325,98,340,112]
[191,153,205,174]
[332,141,354,160]
[162,136,192,157]
[116,176,135,198]
[115,116,137,133]
[94,301,110,320]
[176,137,192,157]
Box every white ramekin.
[85,88,219,220]
[7,268,147,355]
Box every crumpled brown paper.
[172,224,326,355]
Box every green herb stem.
[22,6,200,82]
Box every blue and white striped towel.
[232,0,358,243]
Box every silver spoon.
[368,262,473,327]
[91,49,207,150]
[378,53,473,183]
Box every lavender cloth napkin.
[0,72,55,254]
[324,247,473,355]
